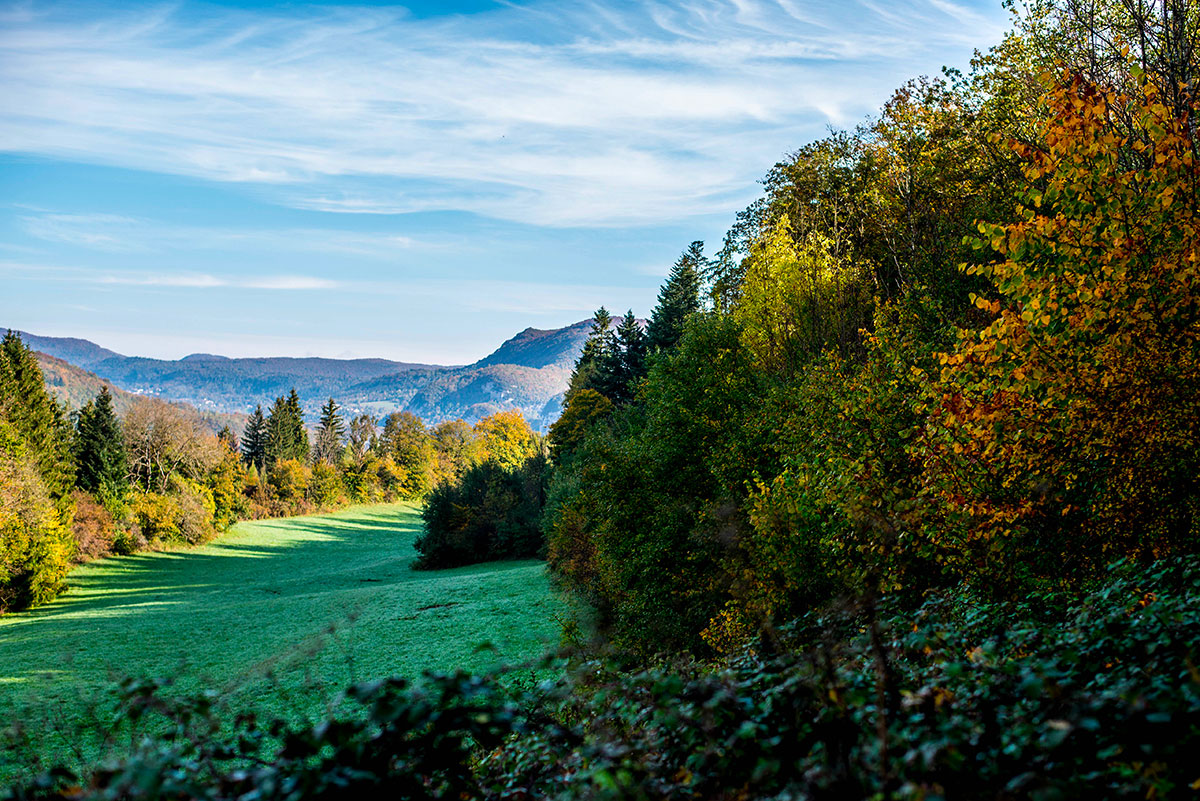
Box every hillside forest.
[0,345,544,613]
[3,0,1200,797]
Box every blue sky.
[1,0,1009,363]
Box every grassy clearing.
[0,504,560,780]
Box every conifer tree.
[217,425,238,453]
[314,398,346,464]
[262,389,310,467]
[566,307,618,403]
[286,389,310,463]
[241,405,267,470]
[74,386,128,499]
[647,241,705,352]
[613,310,648,403]
[0,331,74,500]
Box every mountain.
[35,352,246,435]
[15,332,121,369]
[471,320,594,369]
[7,321,595,430]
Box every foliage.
[0,334,76,612]
[916,74,1200,591]
[416,452,548,569]
[379,412,434,498]
[543,8,1200,658]
[267,458,311,504]
[431,418,483,486]
[69,489,117,563]
[0,422,74,613]
[474,409,538,471]
[10,558,1199,800]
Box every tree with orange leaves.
[921,71,1200,587]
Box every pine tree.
[241,405,267,470]
[286,389,310,463]
[647,241,705,352]
[74,386,128,499]
[217,425,238,453]
[264,389,309,467]
[0,331,74,500]
[566,307,619,403]
[614,310,648,401]
[314,398,346,464]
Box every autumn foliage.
[544,61,1200,657]
[925,73,1200,583]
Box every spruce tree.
[264,390,309,467]
[614,310,648,401]
[0,331,74,500]
[647,241,705,352]
[74,386,128,499]
[217,425,238,453]
[286,389,310,463]
[241,405,267,470]
[264,396,290,467]
[566,307,619,403]
[314,398,345,464]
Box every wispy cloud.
[0,0,1008,227]
[1,261,337,290]
[99,273,337,290]
[18,211,416,257]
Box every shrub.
[0,423,74,613]
[267,458,311,504]
[416,453,548,569]
[70,489,117,562]
[309,461,345,508]
[128,492,181,543]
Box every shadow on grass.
[0,504,542,640]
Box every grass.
[0,503,560,781]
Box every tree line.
[419,0,1200,664]
[0,336,541,614]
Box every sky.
[0,0,1010,364]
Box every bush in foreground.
[8,557,1198,800]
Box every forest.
[0,344,543,614]
[2,0,1200,797]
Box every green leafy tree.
[379,412,434,497]
[431,419,482,485]
[475,410,537,471]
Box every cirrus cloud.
[0,0,1009,227]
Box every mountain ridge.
[5,321,595,430]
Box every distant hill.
[34,352,246,435]
[7,320,597,430]
[17,332,122,369]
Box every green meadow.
[0,504,560,779]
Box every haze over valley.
[10,319,606,430]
